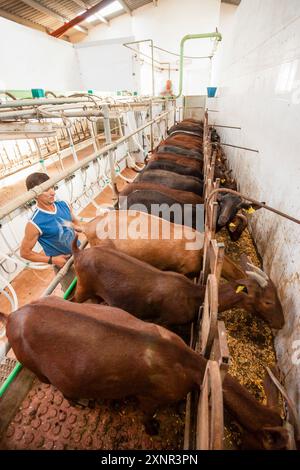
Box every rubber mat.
[0,378,184,450]
[0,357,18,388]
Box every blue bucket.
[207,87,217,97]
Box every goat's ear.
[238,202,265,213]
[261,426,290,450]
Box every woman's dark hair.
[25,172,50,191]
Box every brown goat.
[71,240,284,329]
[2,297,290,447]
[150,152,203,169]
[74,211,284,328]
[119,182,204,205]
[161,136,202,152]
[75,210,204,276]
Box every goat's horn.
[245,270,268,288]
[246,263,269,281]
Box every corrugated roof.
[0,0,154,39]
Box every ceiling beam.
[118,0,132,15]
[20,0,88,34]
[50,0,113,38]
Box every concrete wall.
[211,0,300,414]
[0,17,81,90]
[79,0,222,95]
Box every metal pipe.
[209,125,241,130]
[0,97,96,109]
[207,188,300,225]
[50,0,112,38]
[102,105,118,203]
[0,100,170,120]
[0,109,104,120]
[175,32,222,99]
[220,142,259,153]
[66,127,79,163]
[123,40,155,96]
[0,110,171,221]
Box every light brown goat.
[74,211,284,329]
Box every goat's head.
[242,425,291,450]
[230,263,284,329]
[216,193,243,228]
[217,194,262,230]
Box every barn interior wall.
[74,35,138,93]
[211,0,300,414]
[0,17,81,90]
[77,0,222,95]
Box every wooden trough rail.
[184,115,230,449]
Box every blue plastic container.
[207,87,217,97]
[31,89,45,98]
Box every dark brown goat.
[136,169,203,195]
[2,297,290,447]
[157,145,203,159]
[161,135,202,151]
[150,152,203,169]
[71,240,284,329]
[119,182,204,205]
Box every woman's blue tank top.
[29,201,79,256]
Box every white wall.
[78,0,222,96]
[211,0,300,414]
[75,36,139,93]
[0,17,81,90]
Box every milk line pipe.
[123,39,155,96]
[0,102,172,120]
[123,43,174,73]
[206,188,300,225]
[151,44,212,60]
[0,109,104,120]
[0,100,170,120]
[0,97,98,109]
[175,32,222,99]
[0,109,171,221]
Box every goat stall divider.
[0,109,172,221]
[0,239,88,399]
[183,109,228,450]
[0,103,176,398]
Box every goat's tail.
[72,234,80,255]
